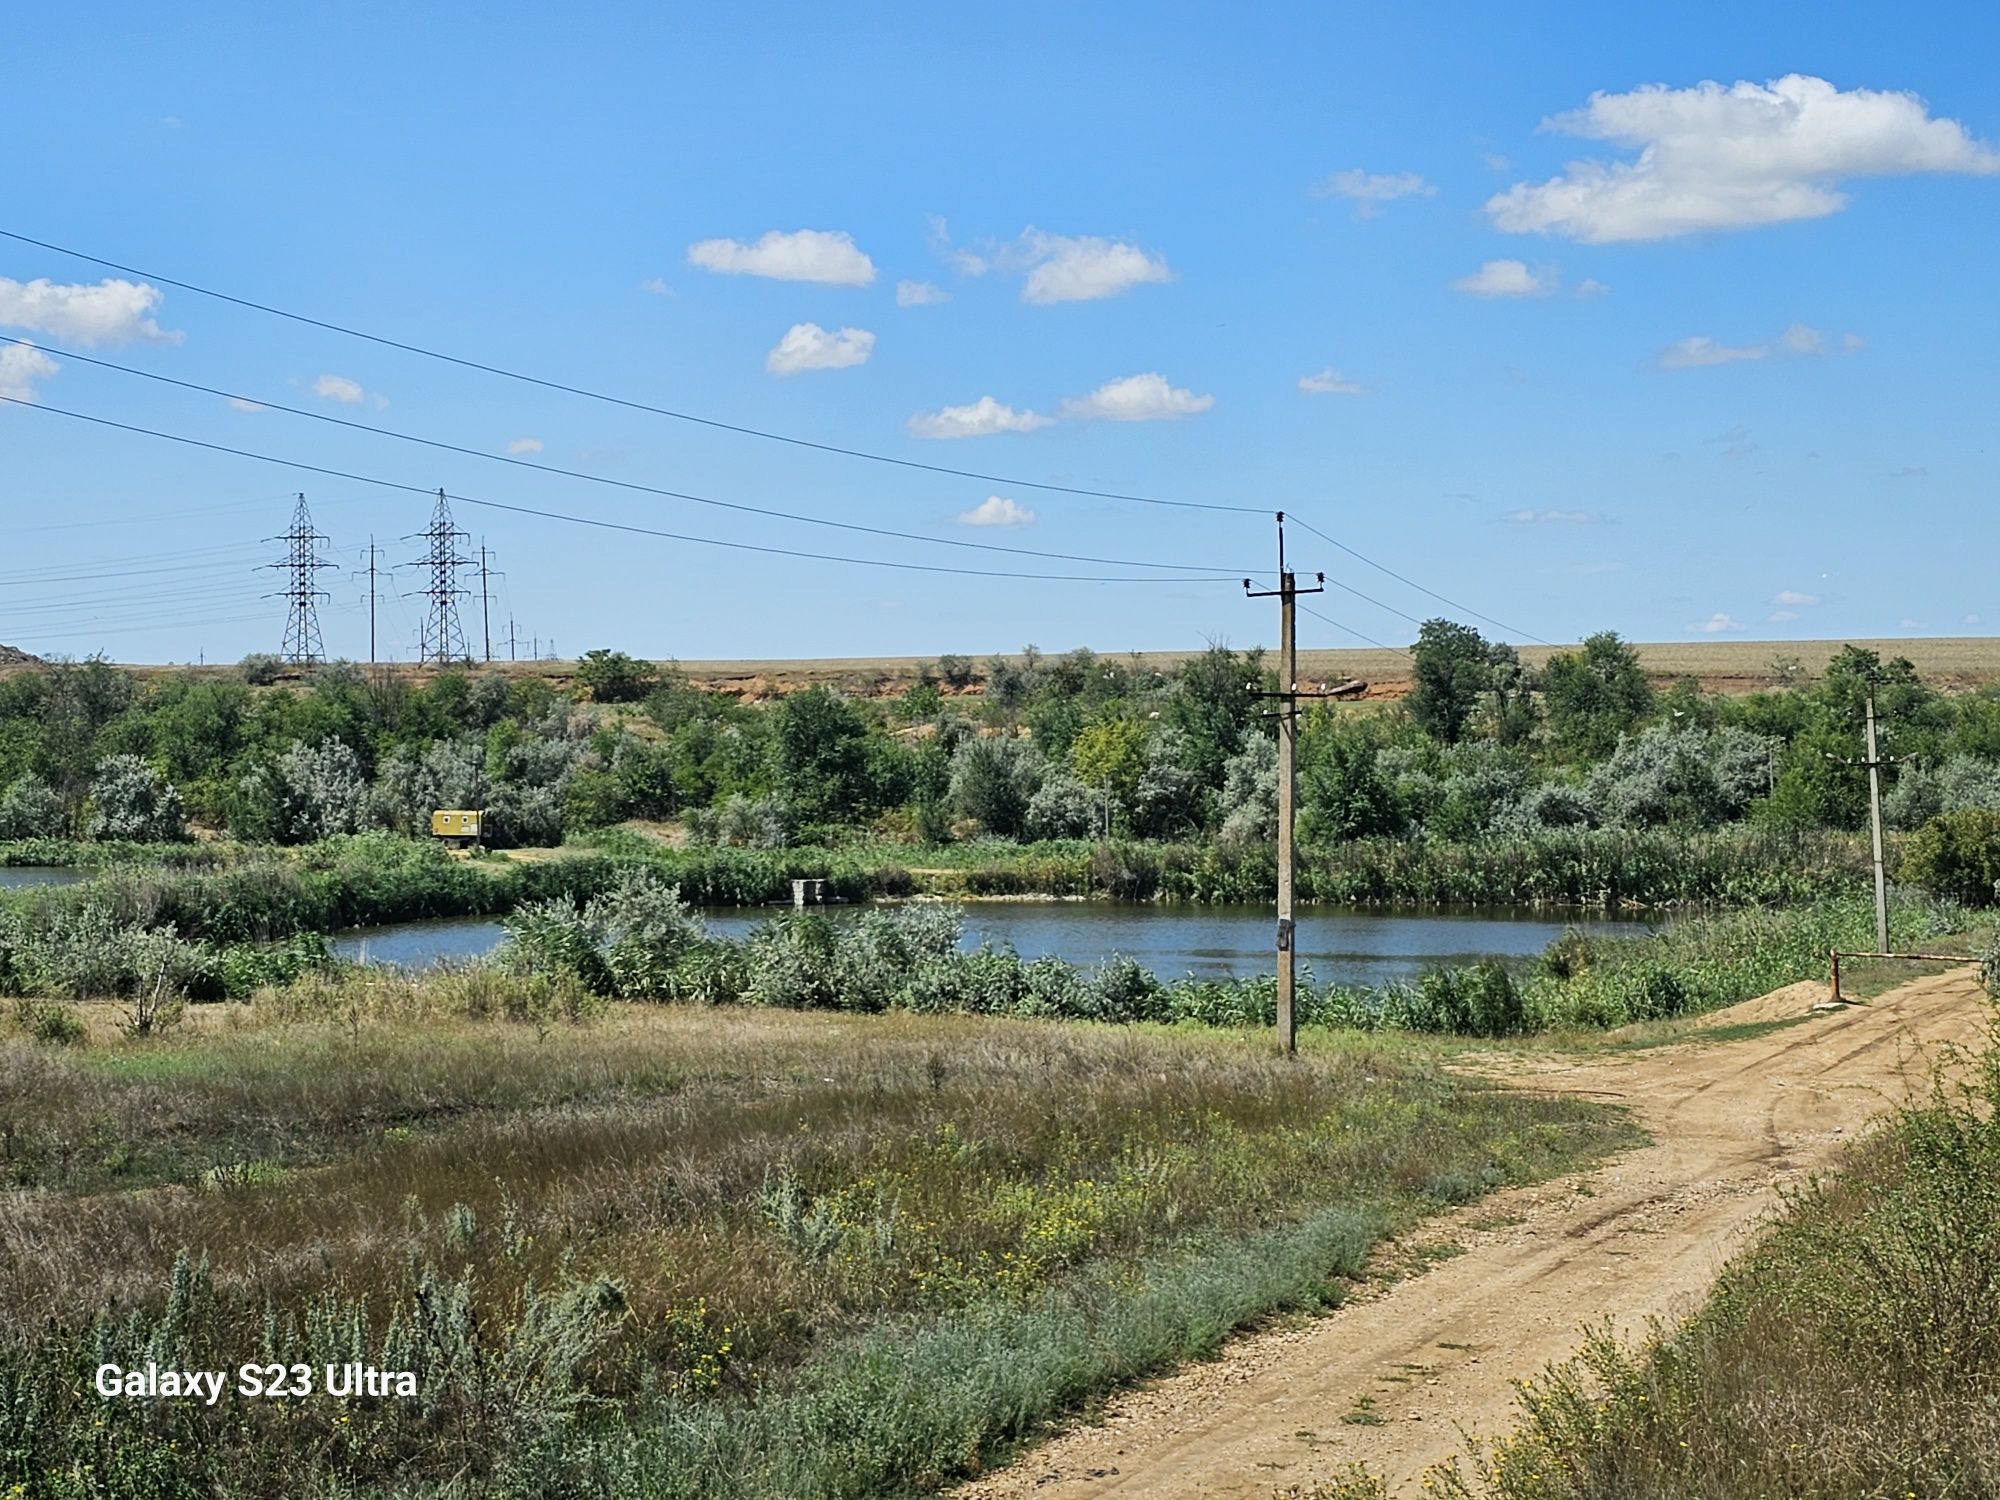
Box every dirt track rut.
[954,970,1991,1499]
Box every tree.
[1216,736,1278,844]
[1484,643,1540,746]
[1165,643,1262,786]
[0,774,65,839]
[234,738,368,843]
[949,735,1042,837]
[574,649,656,704]
[1297,712,1400,840]
[87,755,188,842]
[369,737,488,833]
[1025,769,1100,840]
[1543,631,1654,760]
[768,687,873,826]
[1129,728,1203,839]
[1407,620,1492,746]
[1071,719,1147,809]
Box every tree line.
[0,630,1995,855]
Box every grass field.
[0,995,1634,1499]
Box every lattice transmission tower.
[263,492,336,665]
[406,488,473,665]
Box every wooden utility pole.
[1864,690,1890,954]
[1245,513,1326,1054]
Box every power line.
[0,334,1253,578]
[0,236,1549,640]
[1298,604,1408,654]
[0,396,1242,586]
[0,556,263,589]
[1285,513,1551,645]
[0,227,1261,516]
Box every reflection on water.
[331,900,1658,985]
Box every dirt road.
[955,969,1992,1499]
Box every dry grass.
[0,992,1634,1496]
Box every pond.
[0,866,85,890]
[330,901,1659,986]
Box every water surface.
[0,866,85,890]
[331,900,1657,985]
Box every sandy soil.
[953,970,1993,1499]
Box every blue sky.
[2,1,1995,663]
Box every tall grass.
[494,877,1964,1038]
[0,1009,1631,1498]
[1313,1028,2000,1500]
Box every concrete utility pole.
[1245,513,1326,1055]
[1864,690,1890,954]
[475,542,504,663]
[364,537,382,666]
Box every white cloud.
[957,496,1035,528]
[1575,277,1610,297]
[765,322,875,375]
[312,373,386,408]
[951,228,1172,304]
[1774,589,1820,606]
[1692,612,1745,634]
[1312,169,1436,217]
[1298,367,1367,395]
[1900,617,1926,629]
[1503,508,1596,523]
[1769,610,1802,623]
[1486,74,2000,243]
[1779,322,1823,355]
[226,396,264,413]
[896,279,949,307]
[1059,372,1214,422]
[906,396,1053,440]
[0,277,179,346]
[640,277,671,296]
[685,229,876,286]
[1659,322,1864,370]
[1966,614,1984,626]
[1019,232,1172,304]
[1450,259,1556,297]
[0,341,58,402]
[506,437,544,455]
[1658,336,1770,369]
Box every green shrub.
[11,996,86,1046]
[1902,808,2000,905]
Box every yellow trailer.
[430,809,485,848]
